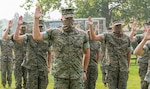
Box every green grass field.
[0,59,140,89]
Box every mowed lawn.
[0,58,140,89]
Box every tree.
[119,0,150,26]
[23,12,33,22]
[20,0,62,17]
[21,0,150,28]
[21,0,126,27]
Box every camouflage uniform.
[100,41,109,85]
[142,41,150,86]
[100,32,111,85]
[84,40,100,89]
[0,39,14,87]
[100,33,131,89]
[21,34,50,89]
[42,28,90,89]
[134,34,149,89]
[8,35,28,89]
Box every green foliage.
[21,0,150,28]
[119,0,150,26]
[21,0,62,16]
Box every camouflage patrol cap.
[112,19,122,26]
[39,20,44,27]
[22,21,27,25]
[61,8,74,18]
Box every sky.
[0,0,61,20]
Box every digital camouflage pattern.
[138,63,148,89]
[134,34,149,63]
[142,41,150,84]
[26,69,48,89]
[43,28,89,79]
[54,77,83,89]
[134,34,149,88]
[100,33,131,89]
[100,38,109,85]
[88,40,100,66]
[8,35,28,89]
[108,68,129,89]
[0,39,14,87]
[61,9,74,18]
[21,34,50,89]
[84,40,100,89]
[42,28,89,89]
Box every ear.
[60,17,63,22]
[60,18,63,21]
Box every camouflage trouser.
[100,65,108,84]
[1,61,13,86]
[54,77,84,89]
[14,64,27,89]
[144,60,150,85]
[26,69,48,89]
[107,68,128,89]
[138,62,148,89]
[84,66,98,89]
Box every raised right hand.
[8,20,13,28]
[144,28,150,40]
[87,16,93,25]
[131,21,137,31]
[95,24,99,32]
[18,16,23,25]
[34,6,42,19]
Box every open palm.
[34,6,42,19]
[87,16,93,25]
[8,20,13,28]
[18,16,23,25]
[144,28,150,40]
[131,21,137,31]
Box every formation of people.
[0,5,150,89]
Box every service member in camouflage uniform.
[0,20,14,89]
[88,17,131,89]
[99,27,112,87]
[84,30,100,89]
[3,20,28,89]
[13,16,52,89]
[32,6,90,89]
[129,21,150,89]
[134,22,150,89]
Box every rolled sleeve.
[42,31,49,40]
[143,41,150,53]
[22,35,28,41]
[98,42,101,52]
[83,34,90,49]
[99,34,105,43]
[134,34,144,43]
[48,46,53,51]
